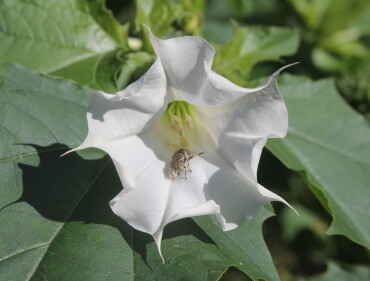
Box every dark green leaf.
[268,75,370,249]
[195,207,281,281]
[0,63,133,280]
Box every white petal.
[148,29,217,105]
[102,130,169,262]
[103,130,170,235]
[100,130,220,256]
[186,150,270,230]
[257,184,298,215]
[163,173,220,225]
[64,59,167,154]
[148,27,296,107]
[152,170,221,262]
[194,67,289,184]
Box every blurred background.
[103,0,370,280]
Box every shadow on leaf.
[11,143,214,265]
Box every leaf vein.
[289,128,369,166]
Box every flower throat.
[160,101,196,148]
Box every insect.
[170,148,203,180]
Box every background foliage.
[0,0,369,280]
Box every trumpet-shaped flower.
[65,28,296,260]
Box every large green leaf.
[267,75,370,249]
[132,208,280,281]
[212,25,299,85]
[195,208,280,281]
[49,50,122,93]
[0,63,281,280]
[0,0,129,92]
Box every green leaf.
[0,63,279,280]
[172,0,206,35]
[287,0,370,72]
[267,75,370,249]
[132,219,231,281]
[0,0,129,92]
[203,0,282,45]
[132,207,280,281]
[135,0,175,39]
[0,63,132,280]
[114,51,156,90]
[212,25,299,85]
[195,207,281,281]
[134,0,206,51]
[286,0,370,33]
[295,262,370,281]
[50,50,122,94]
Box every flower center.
[157,101,197,149]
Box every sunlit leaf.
[286,0,370,33]
[212,25,299,85]
[135,0,175,38]
[287,0,370,73]
[135,0,206,36]
[0,0,129,92]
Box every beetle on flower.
[64,27,297,261]
[170,148,203,180]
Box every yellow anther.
[185,114,193,131]
[171,123,180,132]
[170,114,180,125]
[178,128,184,137]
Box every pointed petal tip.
[257,184,299,216]
[284,200,299,216]
[270,192,299,216]
[60,149,74,157]
[60,145,88,157]
[285,61,300,68]
[159,249,165,264]
[142,24,155,39]
[153,230,165,264]
[142,24,150,32]
[275,62,300,75]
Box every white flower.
[64,28,296,261]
